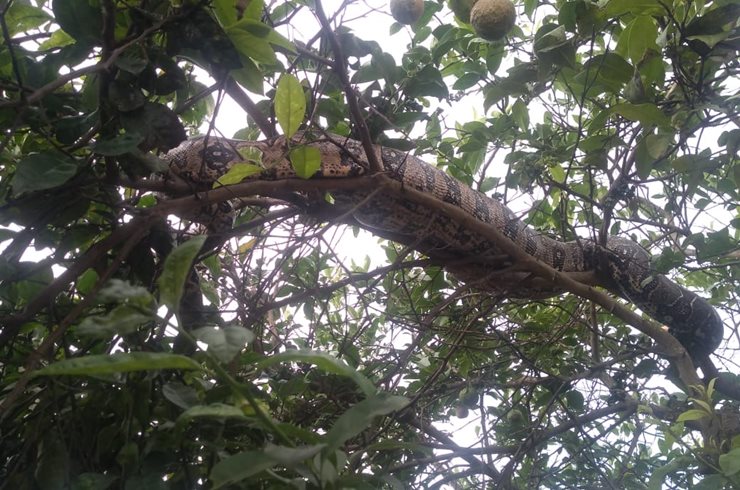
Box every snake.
[163,131,723,359]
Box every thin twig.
[312,0,384,173]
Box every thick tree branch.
[146,162,706,394]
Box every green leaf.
[695,228,736,260]
[601,0,663,18]
[511,99,529,131]
[289,146,321,179]
[158,236,206,312]
[6,3,52,36]
[226,28,277,65]
[694,475,732,490]
[35,431,69,490]
[71,473,117,490]
[214,163,262,187]
[11,153,79,196]
[685,4,740,38]
[611,103,669,127]
[706,377,717,401]
[480,176,498,193]
[39,29,76,50]
[91,133,144,156]
[580,134,612,152]
[405,65,449,99]
[256,350,377,397]
[324,393,408,453]
[162,382,200,410]
[615,16,658,64]
[365,439,433,454]
[583,53,632,88]
[177,403,247,424]
[211,451,278,488]
[645,134,671,159]
[564,390,584,410]
[647,456,694,490]
[687,32,731,50]
[587,108,610,133]
[452,72,482,90]
[98,279,154,305]
[51,0,103,43]
[719,447,740,476]
[671,153,710,173]
[534,25,576,68]
[549,163,565,183]
[633,359,659,378]
[634,137,655,178]
[274,74,306,138]
[77,305,153,339]
[676,409,708,422]
[230,18,272,38]
[266,28,297,53]
[6,264,54,304]
[0,229,15,246]
[690,398,712,414]
[240,0,265,20]
[33,352,201,377]
[75,268,99,295]
[212,0,239,27]
[194,326,254,362]
[113,52,150,75]
[230,56,265,95]
[263,442,326,467]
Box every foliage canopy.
[1,0,739,488]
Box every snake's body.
[164,132,723,358]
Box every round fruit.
[449,0,478,23]
[470,0,516,41]
[506,409,525,425]
[454,405,470,418]
[461,390,479,408]
[390,0,424,25]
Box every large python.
[163,132,723,359]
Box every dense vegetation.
[1,0,738,488]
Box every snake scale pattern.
[164,132,723,359]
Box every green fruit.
[461,390,479,408]
[470,0,516,41]
[506,408,525,425]
[454,405,470,418]
[449,0,478,23]
[390,0,424,25]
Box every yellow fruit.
[470,0,516,41]
[390,0,424,25]
[449,0,478,23]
